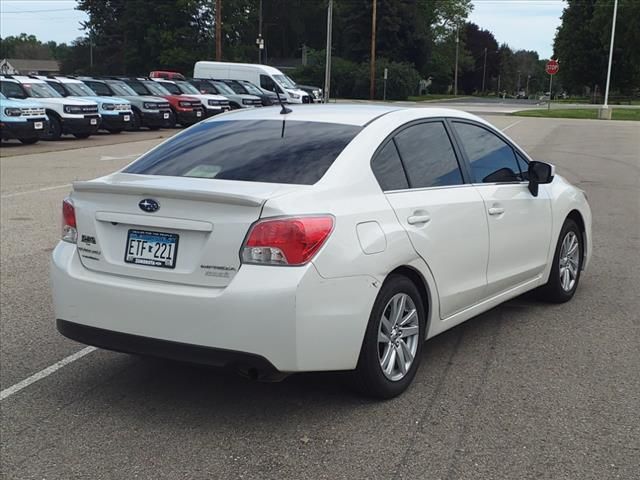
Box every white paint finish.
[474,182,553,297]
[385,186,490,318]
[50,106,593,375]
[0,347,96,401]
[356,221,387,254]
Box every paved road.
[1,115,639,479]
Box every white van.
[193,61,311,104]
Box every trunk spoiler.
[72,180,266,207]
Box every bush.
[289,52,421,100]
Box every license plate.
[125,229,179,269]
[163,113,170,119]
[34,122,43,130]
[196,110,202,117]
[124,115,130,121]
[90,118,98,125]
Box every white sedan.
[51,105,592,398]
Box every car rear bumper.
[1,118,48,140]
[51,241,377,372]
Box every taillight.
[62,198,77,243]
[241,216,334,266]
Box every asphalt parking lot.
[1,109,639,479]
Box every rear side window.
[46,81,66,96]
[393,122,464,188]
[158,82,180,95]
[125,120,362,185]
[127,82,148,95]
[371,141,409,191]
[452,122,521,183]
[194,81,217,94]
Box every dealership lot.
[1,111,639,479]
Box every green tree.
[554,0,640,95]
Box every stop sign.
[546,59,559,75]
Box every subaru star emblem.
[139,199,160,213]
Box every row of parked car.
[1,64,322,145]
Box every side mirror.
[528,161,555,196]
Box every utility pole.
[258,0,263,64]
[324,0,333,103]
[603,0,618,109]
[481,47,487,93]
[454,24,459,96]
[215,0,222,60]
[526,74,531,96]
[369,0,377,100]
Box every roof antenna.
[275,87,291,114]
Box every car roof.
[206,104,483,127]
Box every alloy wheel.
[377,293,420,381]
[559,231,580,292]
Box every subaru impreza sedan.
[51,105,591,398]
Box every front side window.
[212,81,235,96]
[452,122,521,183]
[124,120,362,185]
[0,81,27,99]
[65,82,97,96]
[126,81,148,96]
[194,81,217,94]
[175,81,200,95]
[393,122,464,189]
[157,81,181,95]
[142,81,169,96]
[46,81,67,96]
[84,81,111,96]
[107,81,137,96]
[371,141,409,191]
[20,82,62,98]
[260,75,282,93]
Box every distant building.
[0,58,60,75]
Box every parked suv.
[220,79,276,106]
[118,77,204,127]
[0,92,49,144]
[79,78,173,130]
[189,78,262,109]
[150,78,230,117]
[40,76,133,134]
[0,76,100,140]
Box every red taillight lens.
[242,216,334,266]
[62,198,77,243]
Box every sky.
[1,0,565,59]
[468,0,566,58]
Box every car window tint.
[85,81,110,96]
[515,152,529,180]
[453,122,521,183]
[194,81,217,94]
[226,82,245,94]
[46,81,66,96]
[393,122,463,188]
[159,82,180,95]
[125,120,362,185]
[0,81,27,98]
[127,82,148,96]
[371,141,409,191]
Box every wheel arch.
[385,265,433,339]
[566,209,587,269]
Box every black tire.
[46,114,62,140]
[537,218,583,303]
[73,133,91,139]
[353,274,426,399]
[19,138,39,144]
[130,110,142,131]
[107,129,122,134]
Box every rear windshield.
[124,119,362,185]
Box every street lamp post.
[324,0,333,103]
[454,25,459,96]
[603,0,619,110]
[369,0,377,100]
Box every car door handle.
[407,214,431,225]
[488,207,505,216]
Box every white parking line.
[502,119,524,131]
[0,346,96,401]
[1,183,72,199]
